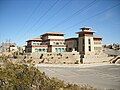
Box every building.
[65,38,78,52]
[26,27,102,55]
[25,32,66,53]
[65,27,102,55]
[0,42,18,52]
[25,27,104,64]
[25,38,47,53]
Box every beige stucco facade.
[66,27,102,55]
[93,38,102,52]
[25,32,66,53]
[26,27,102,55]
[65,38,78,52]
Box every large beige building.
[25,27,104,64]
[26,27,102,55]
[65,27,102,55]
[25,32,66,53]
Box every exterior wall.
[32,46,47,53]
[41,35,48,41]
[53,46,66,53]
[84,36,94,54]
[49,40,65,46]
[26,33,66,53]
[78,37,84,54]
[25,46,32,53]
[10,46,18,52]
[1,42,16,52]
[26,41,43,53]
[31,42,42,46]
[77,27,103,55]
[42,35,64,41]
[48,36,64,39]
[27,41,32,46]
[94,40,102,52]
[66,39,78,52]
[78,36,95,54]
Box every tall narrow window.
[62,48,64,52]
[39,49,41,52]
[82,46,84,52]
[82,39,84,44]
[89,46,91,51]
[88,39,91,44]
[43,49,45,52]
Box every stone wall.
[27,52,80,64]
[83,51,113,64]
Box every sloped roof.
[93,35,102,40]
[93,35,102,39]
[26,38,42,42]
[41,32,64,36]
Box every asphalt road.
[37,64,120,90]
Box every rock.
[115,59,120,64]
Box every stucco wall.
[48,36,64,39]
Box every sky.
[0,0,120,46]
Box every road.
[36,64,120,90]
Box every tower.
[76,27,94,55]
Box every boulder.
[115,59,120,64]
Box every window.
[37,43,39,45]
[33,43,36,45]
[89,46,91,51]
[43,49,45,52]
[82,46,84,52]
[62,48,64,52]
[82,39,84,44]
[28,49,31,52]
[56,42,59,45]
[40,43,42,45]
[75,47,77,51]
[58,48,61,52]
[53,42,55,44]
[39,49,41,52]
[35,49,38,52]
[55,48,58,52]
[69,48,72,51]
[60,42,62,44]
[88,39,91,44]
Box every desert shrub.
[0,58,96,90]
[75,60,79,64]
